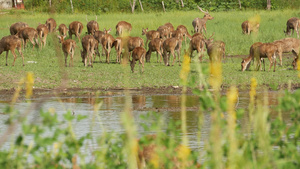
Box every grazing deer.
[15,27,39,50]
[284,17,300,38]
[141,28,160,47]
[176,25,192,42]
[146,38,164,63]
[87,20,99,35]
[36,24,49,48]
[0,35,24,66]
[203,34,225,63]
[130,47,146,73]
[57,35,76,67]
[241,42,263,71]
[116,21,132,36]
[274,38,300,68]
[45,18,57,33]
[10,22,28,35]
[81,35,99,67]
[100,28,115,63]
[58,24,68,37]
[192,6,214,33]
[188,33,205,61]
[157,25,170,39]
[254,43,279,72]
[241,20,260,35]
[163,37,182,66]
[69,21,84,42]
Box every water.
[0,89,288,150]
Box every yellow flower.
[26,72,34,99]
[249,77,257,99]
[209,62,222,90]
[180,53,191,84]
[177,145,191,161]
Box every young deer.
[0,35,24,66]
[116,21,132,36]
[87,20,99,35]
[81,35,99,67]
[36,24,49,48]
[113,37,123,63]
[100,28,115,63]
[163,37,182,66]
[93,28,110,60]
[241,20,260,35]
[254,43,279,72]
[157,25,170,39]
[188,33,205,62]
[164,22,174,38]
[130,47,146,73]
[9,22,28,35]
[141,28,160,48]
[192,6,214,33]
[203,34,225,63]
[241,42,263,71]
[58,24,68,37]
[284,17,300,38]
[176,25,192,42]
[16,27,39,50]
[45,18,57,33]
[57,35,76,67]
[146,38,164,63]
[69,21,84,42]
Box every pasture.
[0,9,299,90]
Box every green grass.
[0,9,300,90]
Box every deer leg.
[5,51,9,66]
[64,52,68,67]
[171,51,176,66]
[107,45,111,64]
[176,50,181,66]
[71,48,74,67]
[11,50,17,66]
[16,45,24,66]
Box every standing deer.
[0,35,24,66]
[192,6,214,33]
[176,25,192,42]
[141,28,160,48]
[57,35,76,67]
[36,24,49,48]
[146,38,164,63]
[284,17,300,38]
[100,28,115,63]
[188,33,205,61]
[241,20,260,35]
[93,28,110,59]
[114,36,144,63]
[274,38,300,68]
[116,21,132,36]
[45,18,57,33]
[203,34,225,63]
[15,27,39,50]
[241,42,263,71]
[163,37,182,66]
[69,21,84,42]
[130,47,146,73]
[58,24,68,37]
[87,20,99,35]
[164,22,174,38]
[81,35,99,67]
[253,43,279,72]
[10,22,28,35]
[113,37,123,63]
[157,25,170,39]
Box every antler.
[197,5,208,14]
[209,32,215,39]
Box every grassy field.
[0,9,299,90]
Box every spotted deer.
[15,27,39,50]
[254,43,280,72]
[203,33,225,63]
[10,22,28,35]
[188,33,205,61]
[45,18,57,33]
[69,21,84,42]
[57,35,76,67]
[274,38,300,69]
[0,35,24,66]
[241,42,263,71]
[81,35,99,67]
[87,20,99,35]
[36,24,49,48]
[145,38,164,63]
[58,24,68,37]
[241,20,260,35]
[192,6,214,33]
[116,21,132,36]
[100,28,115,63]
[176,25,192,42]
[284,17,300,38]
[130,47,146,73]
[141,28,160,48]
[163,37,182,66]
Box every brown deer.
[116,21,132,36]
[130,47,146,73]
[15,27,39,50]
[45,18,57,33]
[145,38,164,63]
[58,24,68,37]
[69,21,84,42]
[171,29,184,41]
[57,35,76,67]
[36,24,49,48]
[284,17,300,38]
[192,6,214,33]
[163,37,182,66]
[87,20,99,35]
[241,42,263,71]
[188,33,205,61]
[113,37,123,63]
[176,25,192,42]
[164,22,174,37]
[10,22,28,35]
[81,35,99,67]
[100,28,115,63]
[241,20,260,35]
[274,38,300,68]
[254,43,279,72]
[141,28,160,47]
[0,35,24,66]
[157,25,170,39]
[203,34,225,63]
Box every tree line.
[25,0,299,14]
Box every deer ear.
[108,28,111,32]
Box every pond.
[0,89,289,150]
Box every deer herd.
[0,7,300,73]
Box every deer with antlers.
[284,17,300,38]
[0,35,24,66]
[192,6,214,34]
